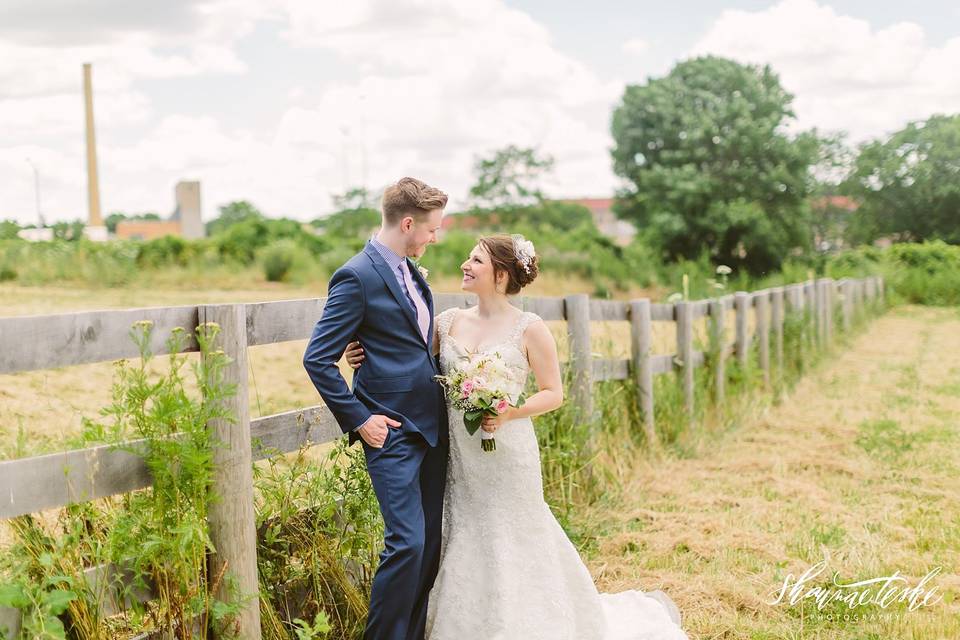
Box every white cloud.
[268,0,622,209]
[2,0,622,224]
[622,37,649,56]
[688,0,960,141]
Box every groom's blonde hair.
[381,177,448,226]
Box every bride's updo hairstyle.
[477,234,539,295]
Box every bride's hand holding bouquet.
[434,350,524,452]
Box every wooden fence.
[0,275,885,639]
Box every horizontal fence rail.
[0,275,885,639]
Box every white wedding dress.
[425,308,689,640]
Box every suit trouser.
[362,428,448,640]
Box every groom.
[302,177,450,640]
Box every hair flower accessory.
[511,234,536,274]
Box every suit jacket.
[302,240,449,448]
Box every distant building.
[115,180,205,241]
[115,220,183,241]
[17,227,54,242]
[557,197,636,246]
[172,181,204,239]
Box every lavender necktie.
[400,259,430,345]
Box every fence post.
[629,299,655,444]
[825,278,835,345]
[771,287,784,383]
[564,294,593,426]
[675,301,694,419]
[839,280,850,332]
[756,291,770,389]
[804,280,816,351]
[814,278,827,349]
[709,299,726,405]
[198,304,262,640]
[734,291,750,368]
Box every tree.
[331,186,379,211]
[206,201,264,236]
[0,220,22,240]
[842,113,960,245]
[51,219,85,241]
[610,55,820,274]
[105,212,128,234]
[468,145,554,209]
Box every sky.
[1,0,958,226]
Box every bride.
[344,234,688,640]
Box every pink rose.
[495,399,509,414]
[461,379,475,396]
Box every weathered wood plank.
[0,405,346,520]
[564,294,593,423]
[507,295,566,320]
[0,441,154,519]
[250,405,342,459]
[244,293,566,347]
[650,354,674,375]
[735,292,750,367]
[589,298,629,321]
[650,303,675,321]
[629,300,655,443]
[0,305,199,374]
[0,606,20,638]
[245,298,325,346]
[756,292,770,388]
[198,304,262,639]
[675,302,694,418]
[709,299,726,404]
[772,287,784,382]
[593,358,630,381]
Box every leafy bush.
[827,240,960,306]
[259,239,315,283]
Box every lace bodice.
[435,307,542,404]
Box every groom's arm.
[302,266,373,434]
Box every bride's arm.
[505,320,563,420]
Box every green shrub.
[827,240,960,306]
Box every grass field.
[580,305,960,638]
[5,282,949,639]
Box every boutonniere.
[413,261,429,280]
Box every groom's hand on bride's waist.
[357,414,401,448]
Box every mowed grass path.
[584,305,960,639]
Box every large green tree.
[610,55,820,274]
[205,200,263,236]
[468,145,554,209]
[842,113,960,244]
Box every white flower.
[716,264,732,275]
[417,264,429,280]
[511,234,536,274]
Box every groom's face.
[403,208,444,259]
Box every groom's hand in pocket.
[344,340,364,368]
[359,414,401,448]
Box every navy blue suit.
[303,240,449,640]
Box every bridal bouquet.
[434,351,523,452]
